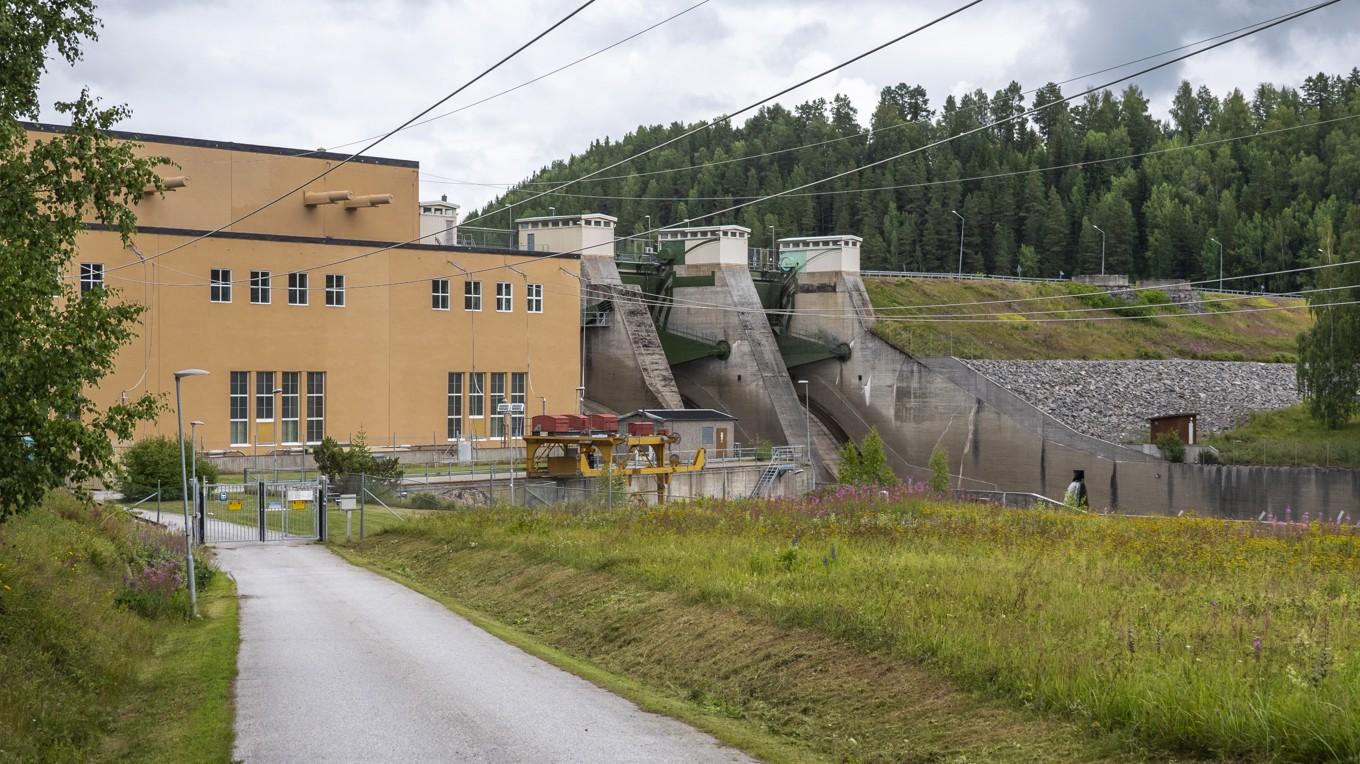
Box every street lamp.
[1092,224,1106,276]
[797,379,812,489]
[174,368,208,617]
[576,385,586,416]
[548,206,556,217]
[189,419,204,487]
[271,387,283,481]
[951,209,965,276]
[1210,237,1224,292]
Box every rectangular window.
[432,278,450,311]
[288,272,308,306]
[446,372,463,440]
[468,372,484,419]
[255,371,275,432]
[79,263,104,294]
[281,371,301,444]
[526,283,543,313]
[463,280,481,311]
[511,372,527,437]
[210,268,231,303]
[489,372,506,438]
[250,271,271,304]
[306,372,325,444]
[229,371,250,446]
[495,282,513,312]
[325,274,345,307]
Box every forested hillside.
[468,71,1360,290]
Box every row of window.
[447,372,528,440]
[77,264,548,314]
[229,371,325,446]
[430,279,543,313]
[213,269,346,307]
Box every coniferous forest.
[468,71,1360,290]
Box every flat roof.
[84,223,579,259]
[620,408,736,422]
[23,121,419,169]
[516,212,617,224]
[1147,413,1200,422]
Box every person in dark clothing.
[1063,469,1088,509]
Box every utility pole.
[951,209,965,276]
[1092,224,1106,276]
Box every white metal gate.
[200,480,322,543]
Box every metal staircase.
[749,446,801,498]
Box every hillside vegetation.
[0,494,236,763]
[866,277,1308,360]
[343,489,1360,763]
[472,70,1360,290]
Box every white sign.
[496,403,526,414]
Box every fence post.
[195,478,205,544]
[156,480,161,524]
[359,473,366,541]
[257,481,266,542]
[317,476,328,542]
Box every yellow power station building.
[29,123,582,455]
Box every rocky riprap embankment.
[963,360,1298,444]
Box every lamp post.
[951,209,965,276]
[189,419,203,487]
[1210,237,1224,291]
[769,225,777,267]
[797,379,812,489]
[1092,224,1106,276]
[576,385,586,416]
[271,387,283,481]
[548,206,556,217]
[174,368,208,617]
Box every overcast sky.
[36,0,1360,212]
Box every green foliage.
[1205,403,1360,468]
[928,445,950,493]
[751,437,773,462]
[312,430,404,480]
[1,0,166,518]
[835,428,896,486]
[1296,214,1360,429]
[1153,431,1186,463]
[118,436,218,500]
[0,492,233,761]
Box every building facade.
[31,124,581,455]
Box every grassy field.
[0,494,237,763]
[866,278,1309,360]
[343,487,1360,763]
[1205,403,1360,468]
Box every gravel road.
[214,542,753,764]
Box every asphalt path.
[207,541,754,763]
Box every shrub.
[928,446,950,493]
[312,430,404,480]
[752,438,773,462]
[119,436,218,500]
[1153,431,1185,463]
[408,492,441,509]
[837,429,897,487]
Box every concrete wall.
[580,255,684,412]
[794,273,1360,519]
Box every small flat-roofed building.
[618,409,737,458]
[1148,413,1199,445]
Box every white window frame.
[447,372,463,440]
[288,272,309,306]
[467,372,484,420]
[79,263,104,294]
[464,280,482,311]
[325,274,345,307]
[211,268,232,303]
[495,282,513,313]
[306,372,325,444]
[511,372,527,437]
[432,278,450,311]
[526,283,543,313]
[489,372,506,438]
[281,371,301,445]
[229,371,250,446]
[250,271,272,305]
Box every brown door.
[715,427,728,458]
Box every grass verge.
[866,278,1306,360]
[339,487,1360,763]
[1205,403,1360,468]
[0,493,237,763]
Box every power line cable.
[111,0,599,273]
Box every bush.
[752,438,773,462]
[1153,431,1185,463]
[837,429,897,487]
[312,430,403,480]
[408,492,441,509]
[928,446,950,494]
[119,436,218,500]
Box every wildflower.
[1252,637,1262,662]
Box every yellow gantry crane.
[524,421,705,503]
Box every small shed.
[1148,413,1199,445]
[618,409,737,457]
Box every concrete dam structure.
[541,212,1356,518]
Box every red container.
[563,415,588,432]
[531,415,571,434]
[627,421,655,437]
[588,414,618,432]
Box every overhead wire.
[110,0,600,273]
